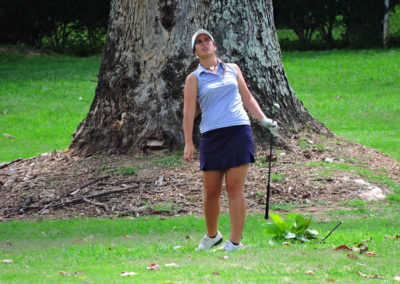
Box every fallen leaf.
[326,279,338,282]
[393,276,400,281]
[60,271,70,276]
[212,272,220,276]
[74,271,84,275]
[355,242,369,254]
[2,133,15,139]
[347,253,358,259]
[305,270,315,276]
[365,251,378,257]
[282,241,291,246]
[343,265,352,271]
[1,259,13,263]
[356,270,384,279]
[165,263,179,267]
[147,263,160,270]
[335,245,351,251]
[393,235,400,239]
[120,271,138,277]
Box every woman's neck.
[199,57,218,71]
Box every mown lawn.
[1,203,400,283]
[0,48,399,162]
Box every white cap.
[191,29,215,50]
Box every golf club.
[265,103,281,219]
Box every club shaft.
[265,134,274,219]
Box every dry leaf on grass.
[120,271,138,276]
[347,253,358,259]
[326,279,338,282]
[365,251,378,257]
[305,270,315,276]
[356,270,384,279]
[1,259,13,263]
[59,271,70,276]
[335,245,351,251]
[147,263,160,270]
[165,263,179,267]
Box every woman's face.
[193,34,216,57]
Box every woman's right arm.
[183,73,198,162]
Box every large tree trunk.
[69,0,331,156]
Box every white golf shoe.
[196,231,223,251]
[215,240,244,252]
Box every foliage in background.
[0,0,110,56]
[274,0,400,50]
[1,1,400,54]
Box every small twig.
[38,202,53,215]
[34,184,140,211]
[68,175,111,196]
[82,197,109,211]
[0,158,22,170]
[118,205,152,217]
[322,221,343,242]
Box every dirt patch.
[1,132,399,222]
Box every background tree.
[69,0,331,157]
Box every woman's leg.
[225,163,249,244]
[202,170,224,237]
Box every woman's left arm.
[235,64,266,121]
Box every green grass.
[1,48,399,162]
[0,51,99,162]
[282,48,400,161]
[1,206,399,283]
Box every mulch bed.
[1,132,399,222]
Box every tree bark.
[69,0,331,157]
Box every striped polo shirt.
[193,61,250,134]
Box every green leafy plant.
[263,212,319,242]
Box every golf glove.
[261,117,278,135]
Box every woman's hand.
[184,143,195,162]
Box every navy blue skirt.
[199,125,255,171]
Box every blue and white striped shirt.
[193,61,250,134]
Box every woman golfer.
[183,29,278,251]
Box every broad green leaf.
[269,213,288,232]
[285,212,298,230]
[263,223,282,235]
[293,215,312,234]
